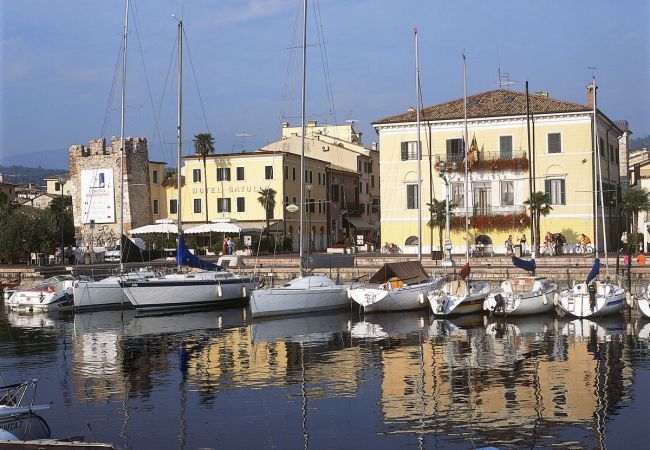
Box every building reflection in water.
[65,307,642,448]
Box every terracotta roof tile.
[373,89,591,125]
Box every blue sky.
[1,0,649,169]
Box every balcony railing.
[436,150,529,173]
[448,205,530,231]
[451,205,527,216]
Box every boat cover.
[512,256,536,273]
[120,234,164,263]
[586,258,600,283]
[368,261,430,285]
[176,233,222,271]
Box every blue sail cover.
[512,256,536,273]
[586,258,600,283]
[176,234,221,271]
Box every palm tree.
[257,188,277,236]
[426,199,452,254]
[620,188,650,234]
[194,133,215,223]
[524,191,553,254]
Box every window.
[192,168,201,183]
[217,167,231,181]
[236,167,245,181]
[400,141,420,160]
[318,173,321,185]
[366,183,369,194]
[451,182,464,206]
[284,166,288,180]
[446,138,464,162]
[54,182,61,192]
[406,184,419,209]
[547,133,561,154]
[236,197,245,212]
[331,185,339,202]
[501,181,514,206]
[309,170,313,183]
[169,199,178,214]
[218,198,232,213]
[358,160,362,171]
[193,198,202,213]
[368,161,373,173]
[152,170,159,184]
[292,196,297,204]
[292,167,296,181]
[371,175,375,189]
[545,179,566,205]
[153,199,159,215]
[265,166,273,180]
[499,136,513,160]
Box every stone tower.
[68,136,152,247]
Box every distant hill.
[0,165,67,187]
[631,134,650,150]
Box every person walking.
[227,237,234,255]
[520,234,527,255]
[505,235,514,256]
[221,238,228,256]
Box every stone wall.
[68,137,152,247]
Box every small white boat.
[6,275,88,311]
[634,284,650,319]
[556,281,626,318]
[484,276,557,316]
[250,275,349,318]
[348,261,441,312]
[429,265,490,316]
[73,268,156,311]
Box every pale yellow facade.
[44,174,72,196]
[374,92,622,255]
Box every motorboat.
[0,378,51,441]
[250,275,348,318]
[428,264,490,316]
[6,275,90,311]
[484,257,556,316]
[555,259,626,318]
[348,261,442,312]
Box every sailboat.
[73,0,157,311]
[249,0,349,318]
[347,29,441,313]
[555,75,626,318]
[428,53,490,317]
[119,17,258,313]
[483,82,557,316]
[635,288,650,319]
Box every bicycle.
[380,243,402,254]
[574,242,594,254]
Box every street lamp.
[438,161,456,268]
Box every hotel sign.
[80,168,115,224]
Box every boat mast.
[119,0,129,274]
[414,28,422,261]
[525,82,535,258]
[299,0,307,274]
[176,17,183,269]
[462,52,469,263]
[593,73,609,274]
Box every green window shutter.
[560,180,566,205]
[401,142,408,160]
[545,179,551,203]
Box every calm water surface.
[2,306,649,449]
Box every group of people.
[504,234,527,256]
[221,237,235,256]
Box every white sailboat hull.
[73,270,155,310]
[556,282,626,318]
[120,271,257,312]
[348,279,440,312]
[250,275,349,318]
[429,280,490,316]
[637,296,650,319]
[484,277,557,316]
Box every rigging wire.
[98,36,125,140]
[313,0,337,123]
[182,27,211,134]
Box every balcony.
[449,205,530,231]
[436,150,529,173]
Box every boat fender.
[553,293,559,306]
[625,291,633,307]
[241,286,247,298]
[542,293,548,305]
[418,293,425,304]
[217,285,223,298]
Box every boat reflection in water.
[2,302,646,448]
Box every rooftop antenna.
[496,49,516,89]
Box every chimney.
[371,141,378,151]
[586,82,597,109]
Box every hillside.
[631,134,650,150]
[0,165,67,186]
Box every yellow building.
[373,87,625,255]
[44,173,72,196]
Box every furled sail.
[586,258,600,284]
[176,234,221,271]
[512,256,536,273]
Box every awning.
[185,222,241,234]
[239,220,284,234]
[344,216,376,231]
[368,261,430,285]
[129,223,178,235]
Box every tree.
[426,199,452,254]
[0,207,56,264]
[620,188,650,234]
[46,195,75,248]
[194,133,215,223]
[257,188,277,237]
[524,191,553,254]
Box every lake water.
[2,306,649,449]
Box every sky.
[1,0,649,170]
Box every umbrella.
[129,222,178,235]
[185,222,241,234]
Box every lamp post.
[438,161,456,268]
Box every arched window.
[405,236,419,245]
[475,234,492,245]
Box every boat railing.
[0,378,39,409]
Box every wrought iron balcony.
[436,150,528,173]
